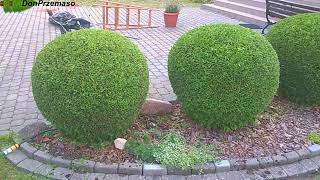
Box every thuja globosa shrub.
[32,29,149,144]
[168,24,280,130]
[266,13,320,106]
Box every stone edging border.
[5,137,320,179]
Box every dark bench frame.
[263,0,320,34]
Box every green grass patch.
[0,134,45,180]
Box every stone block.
[118,163,143,175]
[94,162,118,174]
[143,164,167,176]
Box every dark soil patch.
[31,97,320,163]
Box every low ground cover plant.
[32,29,149,145]
[267,13,320,105]
[308,132,320,144]
[168,24,280,130]
[126,132,216,169]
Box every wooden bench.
[263,0,320,34]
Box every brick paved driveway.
[0,6,241,134]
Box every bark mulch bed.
[30,96,320,163]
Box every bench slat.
[268,11,288,19]
[268,1,317,14]
[268,0,320,12]
[269,6,296,17]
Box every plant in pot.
[164,0,180,27]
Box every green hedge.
[168,24,279,130]
[32,29,149,144]
[266,13,320,105]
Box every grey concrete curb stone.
[94,162,118,174]
[17,158,43,173]
[258,156,274,168]
[167,167,192,175]
[191,163,216,175]
[267,166,288,179]
[215,160,230,172]
[34,150,53,164]
[284,151,300,163]
[20,142,37,158]
[272,154,287,165]
[51,156,72,168]
[5,150,27,165]
[118,163,143,175]
[72,159,96,173]
[308,144,320,157]
[143,164,167,176]
[230,159,245,171]
[245,158,260,169]
[296,148,311,160]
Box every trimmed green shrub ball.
[32,29,149,144]
[168,24,279,130]
[266,13,320,105]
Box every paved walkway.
[0,6,241,134]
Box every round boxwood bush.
[168,24,280,130]
[32,29,149,144]
[266,13,320,105]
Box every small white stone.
[114,138,127,150]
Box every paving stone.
[70,173,90,180]
[308,144,320,157]
[72,159,96,173]
[87,173,106,180]
[253,169,274,180]
[167,167,192,175]
[118,163,143,175]
[215,160,230,172]
[50,167,73,180]
[104,174,129,180]
[257,156,273,168]
[161,175,186,180]
[216,171,244,180]
[51,156,72,168]
[245,158,260,169]
[34,164,55,178]
[34,150,53,164]
[17,159,43,173]
[20,142,37,158]
[192,163,216,175]
[299,159,319,174]
[284,151,300,163]
[5,150,27,165]
[143,164,167,176]
[282,162,308,177]
[202,174,219,180]
[144,176,162,180]
[267,166,288,180]
[128,175,145,180]
[311,156,320,168]
[272,154,287,165]
[186,175,203,180]
[239,170,264,180]
[296,148,311,160]
[94,162,118,174]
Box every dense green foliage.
[168,24,279,130]
[308,132,320,144]
[32,29,149,144]
[266,13,320,105]
[3,0,34,12]
[126,132,216,169]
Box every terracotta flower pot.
[164,12,179,27]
